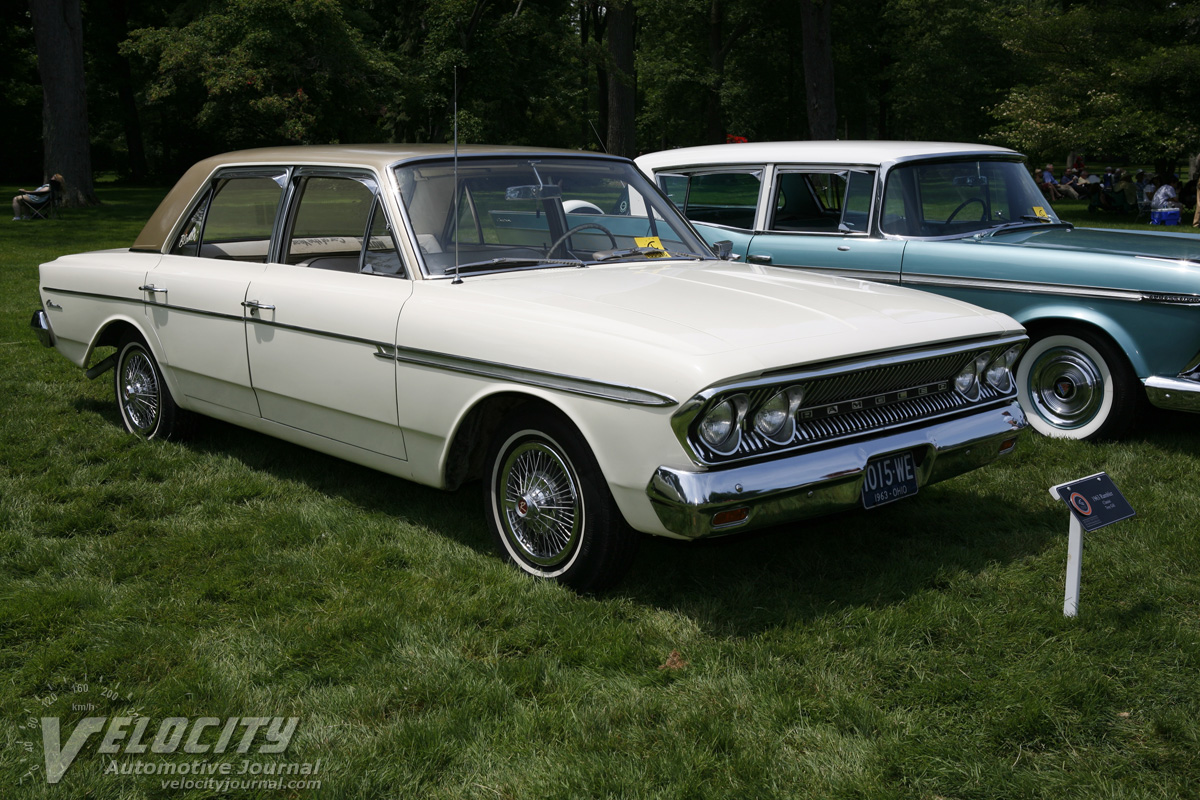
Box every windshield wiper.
[445,256,585,279]
[590,246,708,262]
[976,218,1074,238]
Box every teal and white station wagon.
[638,141,1200,440]
[32,145,1027,589]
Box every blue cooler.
[1150,208,1181,225]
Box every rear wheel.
[1016,327,1137,440]
[484,406,638,591]
[114,334,191,440]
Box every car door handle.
[139,284,167,294]
[241,300,276,312]
[747,254,772,264]
[837,245,851,251]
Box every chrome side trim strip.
[902,273,1200,306]
[901,273,1146,302]
[378,345,677,407]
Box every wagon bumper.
[1144,376,1200,413]
[646,401,1026,540]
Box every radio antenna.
[452,66,462,283]
[589,119,608,154]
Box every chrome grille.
[683,337,1024,465]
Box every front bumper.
[30,309,54,348]
[647,400,1026,539]
[1144,376,1200,413]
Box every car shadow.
[75,396,1066,636]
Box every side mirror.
[711,240,734,260]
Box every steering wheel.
[945,197,987,224]
[547,223,618,259]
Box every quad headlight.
[753,386,804,444]
[953,352,992,401]
[984,345,1021,393]
[697,394,748,453]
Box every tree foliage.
[6,0,1198,179]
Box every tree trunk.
[798,0,837,140]
[29,0,98,207]
[606,0,636,158]
[704,0,726,144]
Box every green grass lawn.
[2,186,1199,798]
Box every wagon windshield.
[880,159,1062,238]
[394,156,716,277]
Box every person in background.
[1108,169,1137,214]
[1035,169,1062,201]
[1153,175,1184,209]
[1045,163,1079,199]
[12,174,62,220]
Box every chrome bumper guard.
[1144,376,1200,413]
[30,309,54,348]
[647,400,1026,540]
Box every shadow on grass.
[74,388,1065,636]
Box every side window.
[840,170,875,232]
[678,170,762,230]
[658,174,688,210]
[283,175,374,272]
[172,174,284,261]
[771,172,844,232]
[363,199,407,277]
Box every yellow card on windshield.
[635,236,667,256]
[1033,206,1050,220]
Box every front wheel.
[1016,328,1137,440]
[114,334,191,440]
[484,407,638,591]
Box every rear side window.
[172,173,285,262]
[769,170,875,233]
[658,170,762,230]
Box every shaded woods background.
[4,0,1198,187]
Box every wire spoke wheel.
[484,406,639,590]
[498,439,582,568]
[113,334,191,441]
[119,349,162,434]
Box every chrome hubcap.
[1029,347,1102,428]
[499,440,581,568]
[121,350,160,433]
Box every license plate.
[861,451,919,509]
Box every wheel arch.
[1011,307,1147,378]
[90,317,188,408]
[442,391,582,491]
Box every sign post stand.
[1049,471,1135,618]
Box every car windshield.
[394,156,715,276]
[880,159,1062,238]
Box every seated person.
[12,174,63,220]
[1105,169,1137,214]
[1153,176,1184,209]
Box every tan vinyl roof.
[132,144,605,252]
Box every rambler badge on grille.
[800,382,951,420]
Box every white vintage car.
[32,145,1028,589]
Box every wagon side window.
[664,170,762,231]
[172,173,285,262]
